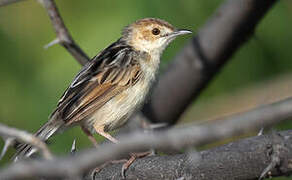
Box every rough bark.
[93,131,292,180]
[1,97,292,180]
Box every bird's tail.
[13,120,64,161]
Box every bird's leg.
[81,126,98,147]
[93,124,118,144]
[93,125,152,178]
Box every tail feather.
[13,120,63,161]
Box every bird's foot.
[121,151,152,178]
[92,159,128,177]
[92,150,153,179]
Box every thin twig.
[0,0,26,6]
[0,123,53,160]
[1,96,292,179]
[0,0,89,65]
[39,0,90,66]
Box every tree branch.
[39,0,90,66]
[0,0,288,179]
[93,131,292,180]
[0,123,52,160]
[0,0,25,7]
[142,0,278,125]
[1,96,292,179]
[1,0,90,65]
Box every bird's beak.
[169,29,192,37]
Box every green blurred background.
[0,0,292,177]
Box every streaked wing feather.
[50,40,142,125]
[64,83,121,124]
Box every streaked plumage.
[14,18,192,160]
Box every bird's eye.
[152,28,160,35]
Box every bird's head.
[122,18,192,54]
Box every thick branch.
[93,131,292,180]
[1,97,292,179]
[142,0,278,125]
[39,0,90,65]
[0,123,52,160]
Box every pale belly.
[85,79,150,132]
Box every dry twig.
[1,97,292,179]
[0,0,25,6]
[0,123,53,160]
[0,0,90,65]
[39,0,90,66]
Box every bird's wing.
[51,41,142,124]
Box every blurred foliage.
[0,0,292,176]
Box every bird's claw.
[121,151,152,178]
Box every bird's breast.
[89,69,156,132]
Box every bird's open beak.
[170,29,192,37]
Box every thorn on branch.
[258,127,264,136]
[38,0,90,66]
[44,38,60,49]
[71,139,77,155]
[0,138,15,161]
[142,121,168,134]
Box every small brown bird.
[14,18,192,159]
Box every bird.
[14,18,192,160]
